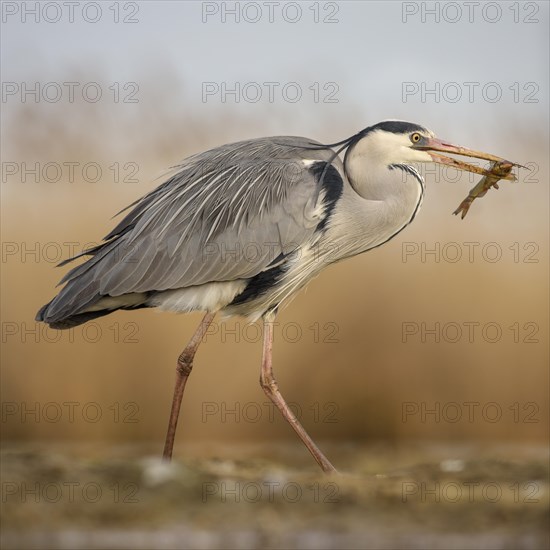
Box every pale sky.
[2,0,548,146]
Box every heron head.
[345,120,513,178]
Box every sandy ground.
[1,440,548,549]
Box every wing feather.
[47,136,343,318]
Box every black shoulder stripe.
[228,263,287,306]
[308,162,344,233]
[229,162,343,307]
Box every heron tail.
[36,289,149,330]
[35,302,115,329]
[36,254,149,330]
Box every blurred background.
[0,1,549,548]
[2,0,548,445]
[1,1,549,547]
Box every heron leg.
[260,310,337,474]
[162,312,216,461]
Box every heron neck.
[327,162,424,257]
[346,160,421,202]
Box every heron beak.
[416,137,517,179]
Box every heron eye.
[411,133,421,143]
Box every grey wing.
[41,136,342,320]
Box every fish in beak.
[413,136,520,180]
[413,135,526,218]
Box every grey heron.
[37,120,510,473]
